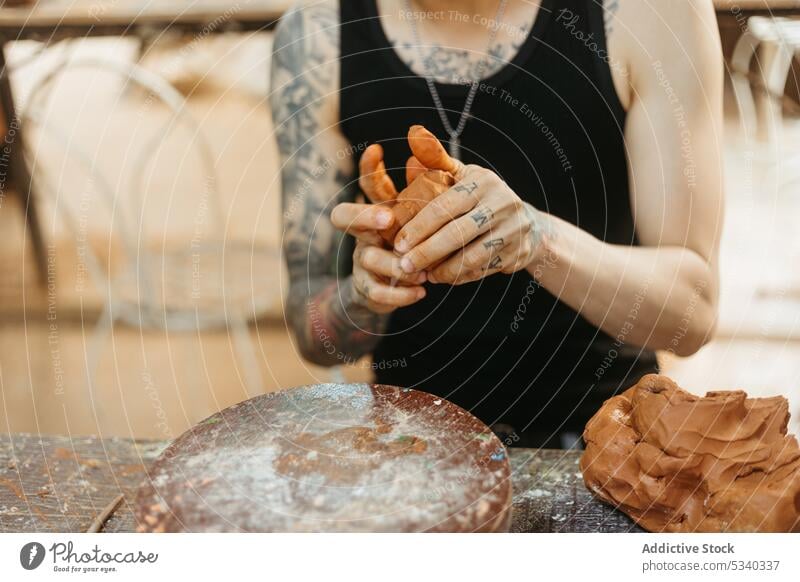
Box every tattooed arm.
[271,2,391,366]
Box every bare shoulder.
[611,0,718,40]
[612,0,722,90]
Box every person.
[269,0,724,447]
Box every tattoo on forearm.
[306,281,387,363]
[470,207,494,228]
[272,3,387,365]
[454,181,478,195]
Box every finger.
[359,144,398,203]
[400,207,496,273]
[350,229,385,246]
[407,125,466,178]
[357,244,428,285]
[405,156,427,186]
[353,269,426,306]
[332,202,394,232]
[429,234,507,283]
[436,266,501,285]
[393,187,479,253]
[351,194,389,247]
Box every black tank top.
[338,0,658,440]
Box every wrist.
[524,205,559,278]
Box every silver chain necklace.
[404,0,509,160]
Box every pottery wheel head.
[135,384,513,532]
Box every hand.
[332,200,426,315]
[349,239,427,314]
[332,144,427,315]
[331,199,394,246]
[394,164,549,285]
[330,141,406,245]
[331,126,466,246]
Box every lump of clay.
[379,169,454,243]
[360,125,458,247]
[581,374,800,532]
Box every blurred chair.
[732,16,800,142]
[18,56,277,435]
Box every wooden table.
[0,432,642,533]
[0,0,289,282]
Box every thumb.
[407,125,466,179]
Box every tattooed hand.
[331,205,428,314]
[351,240,428,313]
[394,164,554,285]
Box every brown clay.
[358,125,458,247]
[274,427,428,485]
[581,374,800,532]
[407,124,460,175]
[379,169,454,244]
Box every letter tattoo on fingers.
[486,255,503,271]
[470,207,494,228]
[483,238,505,250]
[454,181,478,195]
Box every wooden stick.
[86,494,124,533]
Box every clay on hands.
[359,125,457,246]
[581,374,800,532]
[378,170,454,243]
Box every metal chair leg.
[756,39,794,143]
[230,312,264,399]
[731,30,761,140]
[181,322,215,425]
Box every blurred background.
[0,0,799,440]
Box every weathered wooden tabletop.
[0,433,641,533]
